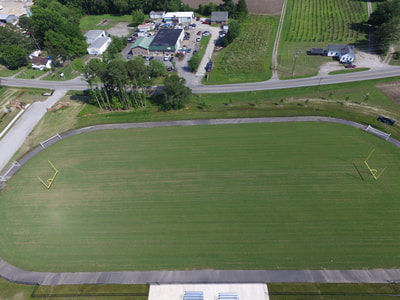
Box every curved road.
[1,116,400,286]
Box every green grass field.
[80,14,132,31]
[206,15,278,84]
[278,0,368,78]
[1,123,400,272]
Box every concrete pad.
[148,283,269,300]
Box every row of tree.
[84,57,191,111]
[369,0,400,50]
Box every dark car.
[205,60,213,72]
[127,53,132,59]
[345,64,356,68]
[187,48,192,53]
[197,31,202,35]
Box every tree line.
[369,0,400,51]
[84,56,191,111]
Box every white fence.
[365,125,391,141]
[40,133,62,148]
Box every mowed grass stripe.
[0,123,400,272]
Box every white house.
[150,11,165,19]
[327,44,355,63]
[138,23,155,32]
[85,30,111,55]
[87,37,112,55]
[31,57,52,70]
[0,14,18,24]
[163,12,194,23]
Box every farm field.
[206,15,278,84]
[1,123,400,272]
[278,0,369,79]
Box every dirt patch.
[97,18,113,26]
[376,81,400,106]
[182,0,283,14]
[107,22,131,37]
[355,51,386,68]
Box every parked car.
[191,23,196,27]
[127,53,132,59]
[202,31,210,37]
[219,30,226,35]
[205,60,213,72]
[163,55,169,61]
[196,16,201,21]
[196,37,201,42]
[345,64,356,68]
[197,31,202,35]
[187,48,192,53]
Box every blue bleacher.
[184,291,204,300]
[218,292,239,300]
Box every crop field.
[278,0,369,78]
[206,15,278,84]
[1,123,400,272]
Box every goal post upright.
[364,149,387,180]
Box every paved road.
[0,89,68,171]
[1,116,400,286]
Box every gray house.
[211,11,228,24]
[0,14,18,24]
[327,44,355,63]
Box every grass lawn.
[42,62,81,81]
[16,68,49,79]
[205,15,278,84]
[1,122,400,272]
[278,0,369,79]
[80,14,133,31]
[0,66,22,77]
[269,283,400,300]
[328,67,370,75]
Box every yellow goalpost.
[364,149,386,180]
[38,160,58,189]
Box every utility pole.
[292,48,300,76]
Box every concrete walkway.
[1,116,400,285]
[0,89,68,172]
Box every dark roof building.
[149,29,184,53]
[211,11,228,24]
[327,44,355,63]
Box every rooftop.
[150,29,183,48]
[131,36,154,50]
[89,37,110,49]
[84,30,105,45]
[211,11,228,22]
[164,11,194,18]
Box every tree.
[73,58,85,73]
[187,53,201,72]
[162,74,191,110]
[235,0,248,20]
[131,9,146,26]
[0,45,28,69]
[222,19,240,46]
[149,60,167,77]
[219,0,236,17]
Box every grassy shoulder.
[329,67,370,75]
[269,283,400,300]
[0,66,21,77]
[205,15,279,84]
[80,14,132,31]
[16,68,49,79]
[42,62,81,81]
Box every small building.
[149,29,184,54]
[0,14,18,24]
[150,11,165,19]
[84,30,107,45]
[327,44,355,63]
[307,48,325,56]
[163,12,194,24]
[87,37,112,55]
[138,23,155,32]
[211,11,228,25]
[31,57,52,70]
[130,36,154,56]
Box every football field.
[0,122,399,272]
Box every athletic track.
[1,116,400,286]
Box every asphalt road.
[2,66,400,94]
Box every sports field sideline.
[0,122,399,272]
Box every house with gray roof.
[211,11,228,24]
[85,30,111,55]
[327,44,355,63]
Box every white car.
[196,37,201,42]
[163,55,169,61]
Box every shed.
[163,12,194,23]
[0,14,18,24]
[150,11,165,19]
[130,36,154,56]
[211,11,228,24]
[307,48,325,56]
[87,37,112,55]
[149,29,184,54]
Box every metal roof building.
[149,29,184,53]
